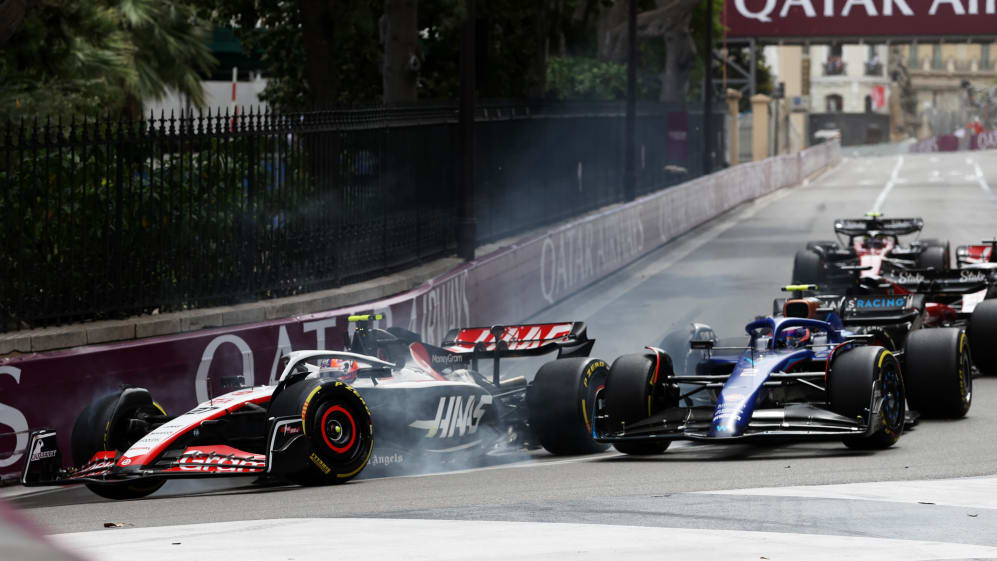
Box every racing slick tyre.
[271,380,373,486]
[969,300,997,375]
[828,346,904,450]
[603,353,673,455]
[526,358,611,455]
[904,328,972,418]
[917,243,950,271]
[71,388,168,500]
[792,249,825,285]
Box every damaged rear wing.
[442,322,594,360]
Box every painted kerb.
[0,141,840,479]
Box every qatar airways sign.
[727,0,997,37]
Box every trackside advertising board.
[0,141,840,480]
[726,0,997,38]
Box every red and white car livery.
[22,318,610,499]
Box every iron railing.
[0,102,714,331]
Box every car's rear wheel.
[904,328,972,418]
[273,381,373,486]
[792,249,825,285]
[969,300,997,375]
[917,243,950,271]
[828,346,904,450]
[71,388,167,500]
[603,353,672,455]
[526,358,610,455]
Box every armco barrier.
[0,140,840,480]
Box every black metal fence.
[0,102,717,332]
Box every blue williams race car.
[592,295,906,454]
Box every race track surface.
[10,151,997,559]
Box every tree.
[0,0,215,120]
[0,0,29,43]
[196,0,381,108]
[382,0,419,104]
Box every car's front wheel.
[828,346,905,450]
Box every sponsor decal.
[960,270,988,283]
[582,360,607,387]
[309,452,332,474]
[728,0,997,37]
[739,368,759,377]
[119,458,132,466]
[177,452,265,473]
[369,453,404,467]
[713,402,745,422]
[409,271,470,346]
[432,354,464,365]
[540,208,644,304]
[279,424,302,435]
[409,395,493,438]
[29,438,57,462]
[0,366,28,469]
[894,271,926,284]
[185,406,219,415]
[845,296,907,312]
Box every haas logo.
[409,395,492,438]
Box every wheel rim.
[960,340,973,410]
[880,362,904,433]
[320,404,358,455]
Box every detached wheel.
[526,357,610,455]
[905,328,972,418]
[271,381,373,486]
[969,300,997,375]
[71,388,168,500]
[792,249,825,285]
[829,346,904,450]
[604,353,672,455]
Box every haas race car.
[793,214,952,289]
[22,316,608,500]
[591,298,907,454]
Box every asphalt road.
[11,151,997,548]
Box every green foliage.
[194,0,382,109]
[0,0,215,121]
[546,57,626,100]
[0,119,313,324]
[546,55,660,100]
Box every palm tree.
[0,0,215,120]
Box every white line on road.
[53,518,997,561]
[700,475,997,511]
[972,160,996,201]
[872,156,904,213]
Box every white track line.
[972,160,996,202]
[699,475,997,511]
[872,156,904,213]
[53,518,997,561]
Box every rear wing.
[833,217,923,237]
[882,268,995,296]
[442,322,594,360]
[956,240,997,266]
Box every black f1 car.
[22,316,608,499]
[774,270,996,418]
[591,309,906,454]
[793,215,951,289]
